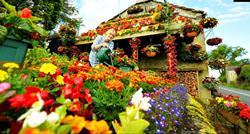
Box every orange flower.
[85,120,112,134]
[105,80,124,92]
[20,8,32,19]
[22,128,54,134]
[61,115,86,134]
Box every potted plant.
[141,45,160,57]
[189,44,202,53]
[182,23,203,38]
[200,17,218,29]
[0,0,47,65]
[202,76,220,97]
[206,37,222,46]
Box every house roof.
[110,0,206,21]
[75,0,206,45]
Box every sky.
[74,0,250,77]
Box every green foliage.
[84,80,135,123]
[208,44,247,72]
[187,95,216,133]
[0,25,7,41]
[0,0,78,30]
[239,64,250,83]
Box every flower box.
[248,125,250,134]
[0,37,31,65]
[218,109,241,125]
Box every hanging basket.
[200,17,218,29]
[186,31,198,38]
[146,51,156,57]
[206,37,222,46]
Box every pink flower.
[0,82,11,94]
[225,102,232,107]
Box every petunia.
[47,112,59,124]
[26,111,47,128]
[131,88,151,111]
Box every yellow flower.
[0,70,8,81]
[61,115,86,134]
[39,63,57,75]
[85,120,112,134]
[56,75,64,85]
[3,62,19,69]
[215,97,224,103]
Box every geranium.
[236,102,248,110]
[105,80,124,92]
[3,62,19,69]
[8,86,49,109]
[0,82,11,94]
[85,120,112,134]
[20,8,32,19]
[239,108,250,120]
[0,69,9,81]
[61,75,84,99]
[39,63,57,75]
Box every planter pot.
[0,37,31,65]
[186,31,198,38]
[146,51,156,57]
[218,109,241,125]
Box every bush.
[238,65,250,83]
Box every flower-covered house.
[75,0,211,100]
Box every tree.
[208,44,248,75]
[0,0,78,30]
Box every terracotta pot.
[146,51,156,57]
[186,31,198,38]
[218,109,240,125]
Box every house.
[75,0,211,100]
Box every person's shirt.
[89,35,114,67]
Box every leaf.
[0,0,16,15]
[56,95,66,104]
[55,105,67,120]
[56,124,71,134]
[30,16,43,23]
[31,23,48,36]
[32,40,39,47]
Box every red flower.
[8,86,49,109]
[61,75,84,99]
[20,8,32,19]
[237,102,248,110]
[239,108,250,119]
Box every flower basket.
[200,17,218,29]
[182,23,203,38]
[218,109,241,125]
[146,51,157,57]
[141,45,159,57]
[206,37,222,46]
[186,31,198,38]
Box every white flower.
[27,111,47,128]
[47,112,59,123]
[131,88,151,111]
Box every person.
[89,28,116,67]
